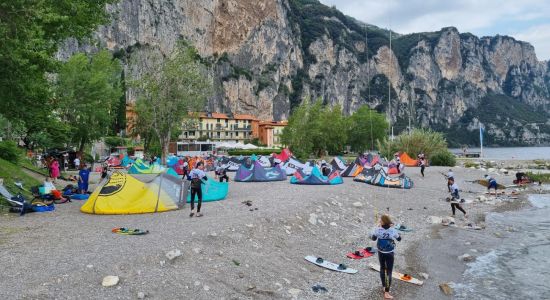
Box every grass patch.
[463,161,479,168]
[18,158,49,177]
[526,172,550,183]
[0,158,41,201]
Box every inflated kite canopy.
[354,165,414,189]
[128,159,166,174]
[234,160,287,182]
[81,172,187,214]
[290,166,343,185]
[281,157,313,176]
[399,152,419,167]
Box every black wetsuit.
[189,169,207,213]
[216,167,229,182]
[371,225,402,292]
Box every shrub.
[104,136,125,149]
[463,161,478,168]
[429,150,456,167]
[82,153,94,164]
[227,149,281,156]
[378,128,449,159]
[0,141,19,163]
[526,172,550,183]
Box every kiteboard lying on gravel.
[346,247,376,259]
[368,263,423,285]
[305,256,357,274]
[442,222,482,230]
[112,228,149,235]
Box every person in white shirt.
[446,169,454,192]
[371,214,401,299]
[74,157,80,170]
[188,162,208,217]
[43,177,57,194]
[449,178,467,217]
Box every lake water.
[454,194,550,299]
[449,147,550,160]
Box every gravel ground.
[0,165,523,299]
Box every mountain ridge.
[59,0,550,146]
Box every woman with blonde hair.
[371,214,401,299]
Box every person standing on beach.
[371,214,401,299]
[77,164,90,194]
[50,159,60,183]
[419,158,426,177]
[189,161,208,217]
[181,158,189,180]
[74,156,80,170]
[449,178,467,218]
[395,154,401,174]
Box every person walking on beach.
[371,214,401,299]
[449,178,467,218]
[189,161,208,217]
[419,157,426,177]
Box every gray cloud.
[319,0,550,60]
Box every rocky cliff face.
[60,0,550,146]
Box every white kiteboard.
[442,222,482,230]
[368,263,423,285]
[305,256,357,274]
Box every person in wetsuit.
[189,161,208,217]
[371,214,402,300]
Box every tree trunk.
[79,138,86,156]
[160,136,169,166]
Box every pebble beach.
[0,163,541,299]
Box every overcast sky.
[319,0,550,61]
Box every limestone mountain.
[60,0,550,146]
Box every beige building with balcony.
[181,112,259,143]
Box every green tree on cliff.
[347,105,388,153]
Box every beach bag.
[51,190,62,199]
[32,204,55,212]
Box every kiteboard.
[476,179,506,190]
[305,256,357,274]
[112,228,149,235]
[368,263,423,285]
[395,224,413,232]
[442,222,482,230]
[346,247,376,259]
